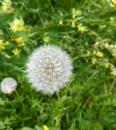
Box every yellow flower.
[43,36,50,43]
[72,8,77,19]
[91,58,97,65]
[1,0,14,13]
[71,8,78,28]
[72,8,81,19]
[3,0,11,4]
[93,50,104,58]
[15,37,25,46]
[110,68,116,76]
[43,125,49,130]
[59,20,63,25]
[12,48,20,55]
[5,41,10,46]
[104,62,110,68]
[9,18,26,32]
[78,24,87,33]
[110,0,116,7]
[0,40,5,50]
[72,20,76,28]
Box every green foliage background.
[0,0,116,130]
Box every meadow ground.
[0,0,116,130]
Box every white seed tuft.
[26,45,73,94]
[0,77,17,94]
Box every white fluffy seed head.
[0,77,17,94]
[26,45,73,94]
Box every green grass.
[0,0,116,130]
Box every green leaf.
[0,121,6,129]
[49,127,61,130]
[20,127,34,130]
[90,122,103,130]
[35,125,42,130]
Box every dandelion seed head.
[26,45,73,94]
[0,77,17,94]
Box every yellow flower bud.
[72,8,77,19]
[15,37,25,46]
[43,36,50,43]
[59,20,63,25]
[78,24,87,33]
[43,125,49,130]
[12,48,20,55]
